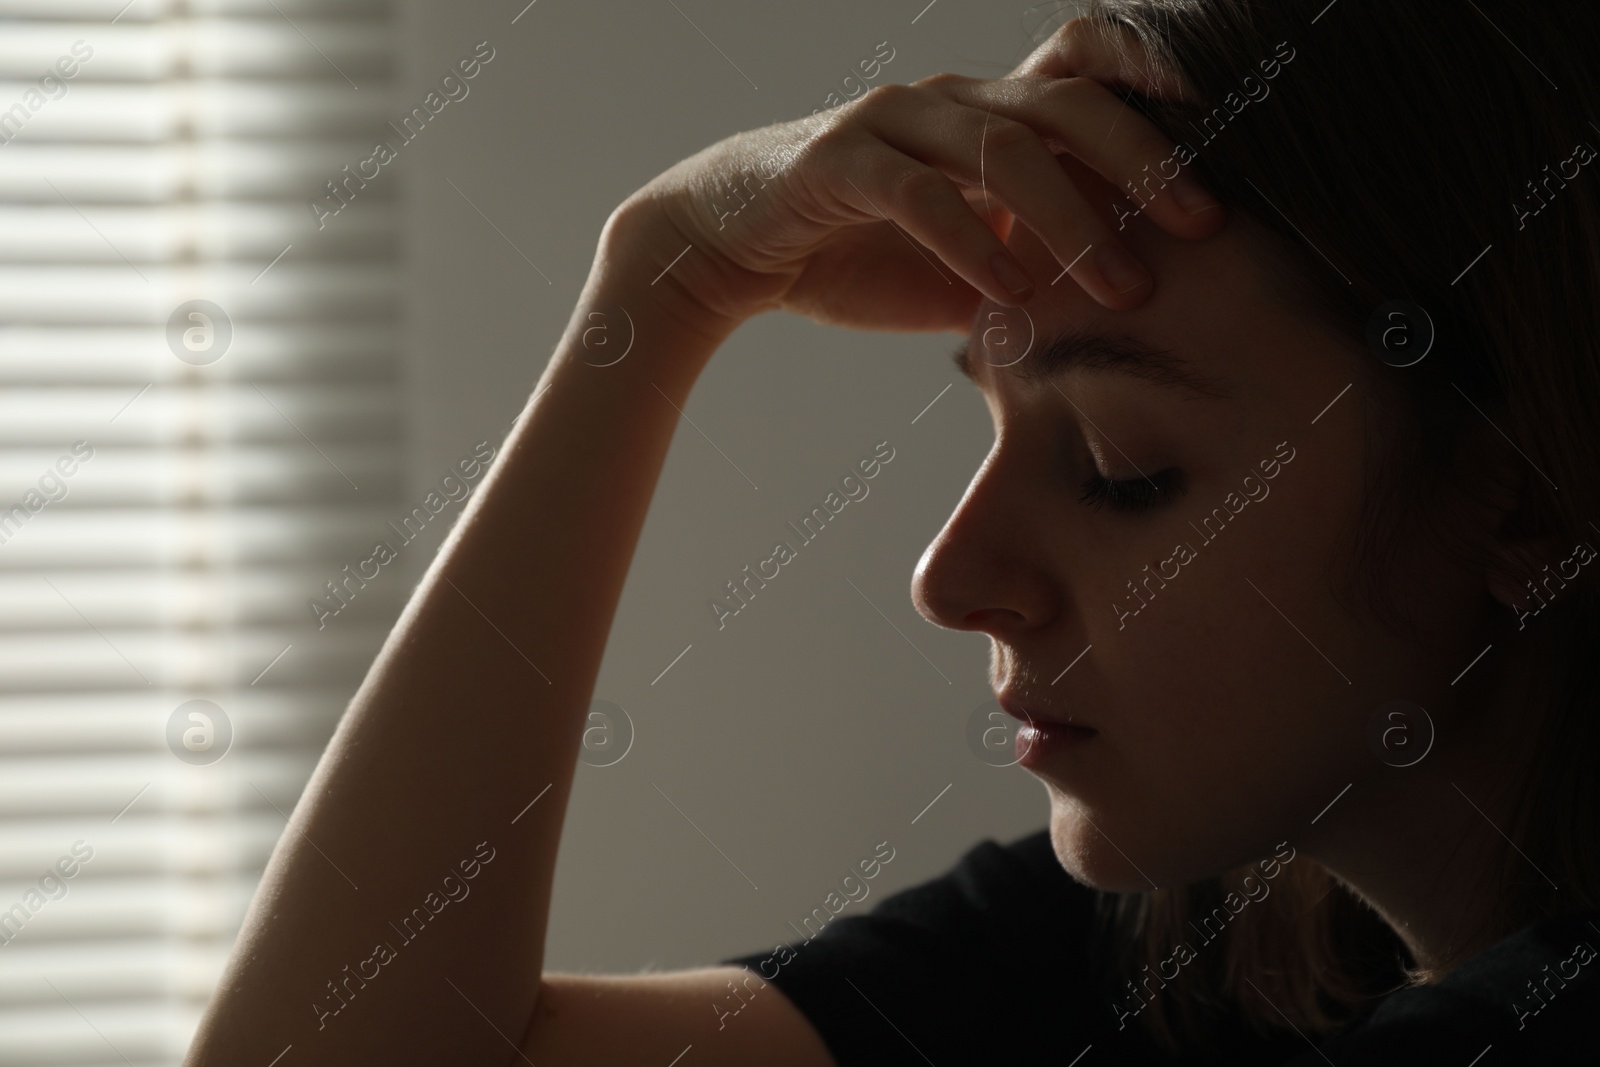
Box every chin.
[1044,799,1166,892]
[1043,787,1296,895]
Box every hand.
[615,55,1224,336]
[1006,12,1196,101]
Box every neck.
[1305,633,1551,978]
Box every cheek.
[1057,436,1400,884]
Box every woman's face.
[910,190,1498,892]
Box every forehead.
[952,323,1232,401]
[956,211,1358,407]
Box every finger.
[961,184,1016,241]
[797,221,985,333]
[850,80,1165,309]
[823,139,1041,308]
[937,73,1225,241]
[1009,14,1191,101]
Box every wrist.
[588,197,746,354]
[553,281,719,403]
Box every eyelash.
[1078,468,1183,514]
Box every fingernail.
[1095,245,1151,295]
[990,252,1034,296]
[1169,176,1221,215]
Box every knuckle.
[1052,16,1179,98]
[1060,13,1131,67]
[851,79,916,113]
[890,171,970,244]
[1046,75,1101,104]
[983,118,1042,156]
[1055,15,1104,70]
[1057,15,1091,41]
[919,203,970,247]
[802,117,854,160]
[888,165,953,210]
[913,70,973,93]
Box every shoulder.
[1300,907,1600,1065]
[716,829,1137,1064]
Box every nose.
[910,443,1059,635]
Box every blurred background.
[0,1,1084,1061]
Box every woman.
[185,1,1600,1063]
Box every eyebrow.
[951,327,1231,400]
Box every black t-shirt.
[721,828,1600,1064]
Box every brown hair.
[1064,0,1600,1052]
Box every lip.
[1015,719,1096,767]
[996,692,1097,767]
[996,692,1094,732]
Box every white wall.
[391,0,1076,975]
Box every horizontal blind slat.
[0,3,402,1061]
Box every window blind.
[0,1,401,1062]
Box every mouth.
[996,693,1096,734]
[997,692,1098,766]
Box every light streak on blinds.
[0,1,402,1062]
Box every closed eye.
[1078,468,1184,513]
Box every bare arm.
[185,36,1217,1061]
[184,201,741,1066]
[525,969,837,1065]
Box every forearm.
[185,206,737,1065]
